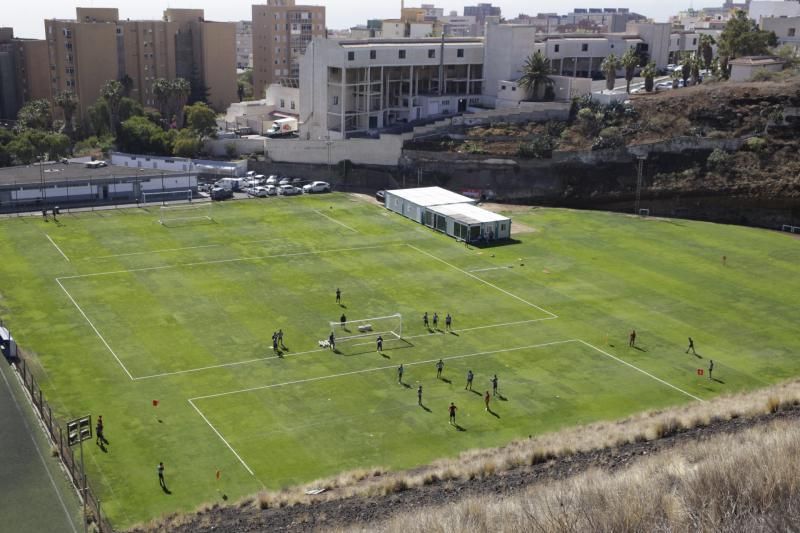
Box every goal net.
[159,202,212,225]
[329,313,402,343]
[141,190,193,205]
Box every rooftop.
[0,161,181,187]
[338,37,483,47]
[427,202,510,224]
[729,55,786,66]
[385,186,475,207]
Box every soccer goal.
[141,190,193,205]
[159,202,212,225]
[329,313,403,342]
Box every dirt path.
[134,405,800,533]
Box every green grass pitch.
[0,194,798,528]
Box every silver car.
[278,184,302,196]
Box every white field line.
[190,339,574,402]
[469,266,512,273]
[85,243,220,260]
[45,234,70,262]
[0,366,79,533]
[58,244,391,280]
[578,340,705,402]
[55,278,134,380]
[313,209,359,233]
[350,317,557,347]
[406,244,558,319]
[188,399,255,476]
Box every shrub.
[706,148,731,171]
[744,136,766,152]
[225,143,236,158]
[517,135,555,158]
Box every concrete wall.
[265,136,406,165]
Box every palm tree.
[54,91,78,140]
[152,78,171,122]
[671,69,682,89]
[641,62,657,92]
[517,51,553,101]
[171,78,191,129]
[681,59,691,86]
[699,34,716,70]
[100,80,123,134]
[690,53,702,85]
[600,54,618,92]
[620,48,640,93]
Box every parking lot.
[199,174,332,201]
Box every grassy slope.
[0,196,797,528]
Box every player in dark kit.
[436,359,444,378]
[448,402,457,424]
[465,370,474,390]
[377,335,383,352]
[709,359,714,380]
[336,288,341,303]
[629,330,636,347]
[445,313,452,331]
[329,332,336,351]
[398,364,404,383]
[417,385,423,405]
[686,337,696,355]
[491,374,498,396]
[423,312,429,329]
[432,312,439,330]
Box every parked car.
[279,184,302,196]
[198,183,213,193]
[251,186,269,197]
[291,177,303,185]
[210,187,233,201]
[265,184,278,196]
[375,190,386,202]
[266,175,280,185]
[279,177,293,186]
[303,181,331,194]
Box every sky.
[7,0,690,39]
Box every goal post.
[158,202,212,225]
[141,189,193,205]
[329,313,402,342]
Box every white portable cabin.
[425,203,511,243]
[384,187,475,224]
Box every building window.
[581,43,588,52]
[399,49,406,59]
[347,51,354,60]
[457,48,464,57]
[428,49,435,58]
[501,84,506,90]
[370,50,376,59]
[692,38,697,45]
[290,101,295,110]
[511,86,516,91]
[789,28,797,37]
[333,95,339,105]
[280,99,285,107]
[554,44,559,52]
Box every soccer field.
[1,194,798,528]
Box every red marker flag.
[152,399,160,407]
[697,369,704,376]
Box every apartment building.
[761,16,800,47]
[560,8,645,33]
[237,21,254,69]
[252,0,326,99]
[749,1,800,23]
[299,37,484,139]
[463,3,502,31]
[44,8,237,117]
[0,28,49,119]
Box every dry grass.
[362,419,800,533]
[134,379,800,532]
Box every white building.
[385,186,475,223]
[440,15,478,36]
[729,55,786,81]
[299,37,484,139]
[761,16,800,47]
[749,1,800,24]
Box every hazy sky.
[7,0,689,39]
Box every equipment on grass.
[329,313,403,342]
[141,189,193,205]
[158,202,212,225]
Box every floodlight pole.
[635,155,646,215]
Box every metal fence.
[12,352,114,532]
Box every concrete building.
[252,0,326,99]
[761,16,800,47]
[560,8,645,33]
[299,37,484,140]
[0,28,49,119]
[749,1,800,23]
[729,55,786,80]
[44,8,238,116]
[440,15,478,36]
[463,3,502,33]
[384,186,474,223]
[532,33,646,78]
[237,21,253,69]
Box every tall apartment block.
[236,21,254,69]
[0,28,49,119]
[252,0,325,98]
[44,8,237,117]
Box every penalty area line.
[577,340,705,402]
[188,399,256,477]
[313,209,359,233]
[45,234,70,262]
[405,244,558,319]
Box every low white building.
[729,55,786,81]
[425,202,511,242]
[299,37,484,140]
[384,186,475,223]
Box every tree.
[699,34,716,70]
[152,78,172,121]
[100,80,124,135]
[690,53,702,85]
[188,65,209,106]
[119,74,134,97]
[118,97,145,123]
[184,102,217,138]
[600,54,618,92]
[718,10,778,76]
[671,69,682,89]
[642,62,657,92]
[87,99,111,136]
[172,129,203,158]
[517,51,553,101]
[620,48,640,94]
[118,116,172,155]
[681,59,691,86]
[171,78,191,128]
[16,99,52,131]
[54,91,78,139]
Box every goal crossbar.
[329,313,402,342]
